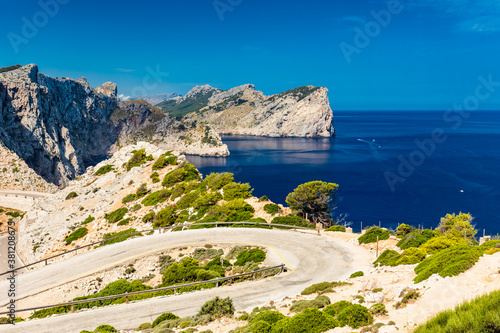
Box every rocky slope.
[0,65,227,186]
[17,142,286,264]
[158,84,335,138]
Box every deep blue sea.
[187,111,500,235]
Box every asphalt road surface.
[0,228,371,332]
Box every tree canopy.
[285,181,339,228]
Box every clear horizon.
[1,0,500,110]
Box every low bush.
[152,153,178,170]
[395,288,420,309]
[193,248,224,261]
[117,218,130,226]
[177,190,202,210]
[198,297,235,320]
[479,239,500,252]
[325,225,346,232]
[105,207,128,223]
[250,310,286,325]
[222,182,253,201]
[193,192,223,209]
[150,171,160,183]
[289,295,330,312]
[162,163,200,187]
[396,223,413,237]
[420,236,467,254]
[336,304,374,329]
[94,165,114,176]
[142,189,171,206]
[397,229,436,250]
[94,325,117,333]
[135,183,149,198]
[373,250,401,267]
[323,300,353,318]
[142,211,155,223]
[350,271,364,278]
[206,199,255,222]
[102,229,139,246]
[369,303,388,316]
[263,203,281,215]
[258,195,269,202]
[65,227,88,244]
[414,290,500,333]
[274,308,338,333]
[152,312,179,327]
[122,194,136,204]
[82,215,95,225]
[358,227,390,244]
[65,191,78,200]
[135,322,152,330]
[234,249,266,266]
[205,172,234,190]
[414,245,482,283]
[126,149,147,171]
[271,216,314,228]
[396,247,427,265]
[301,282,335,295]
[153,206,177,228]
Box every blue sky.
[1,0,499,110]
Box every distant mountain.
[157,84,335,138]
[129,92,181,106]
[0,65,227,186]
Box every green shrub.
[479,239,500,252]
[301,281,351,296]
[369,303,388,316]
[82,215,95,225]
[414,290,500,333]
[122,194,137,204]
[152,154,178,170]
[420,236,467,254]
[274,308,338,333]
[258,195,269,202]
[132,203,142,212]
[250,311,286,325]
[373,250,401,267]
[396,223,413,237]
[126,149,147,171]
[153,206,177,228]
[193,248,224,261]
[263,204,280,215]
[152,312,179,327]
[397,229,436,250]
[162,163,200,187]
[65,191,78,200]
[271,216,314,228]
[94,325,117,333]
[150,171,160,183]
[350,271,364,278]
[142,189,171,206]
[177,190,202,210]
[289,295,330,312]
[234,249,266,266]
[222,182,253,201]
[358,227,390,244]
[325,225,346,232]
[436,212,477,243]
[206,199,255,222]
[102,229,139,246]
[142,211,155,223]
[65,227,88,244]
[336,304,374,329]
[193,192,223,209]
[323,301,353,318]
[94,165,114,175]
[205,172,234,190]
[396,247,427,265]
[395,288,420,308]
[198,297,235,320]
[105,207,128,223]
[135,322,152,330]
[117,218,130,226]
[414,245,482,283]
[135,183,149,198]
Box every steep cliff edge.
[0,65,227,186]
[158,84,335,138]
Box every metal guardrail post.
[125,293,128,304]
[70,304,74,313]
[216,278,219,287]
[45,259,47,265]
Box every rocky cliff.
[158,84,335,138]
[0,65,227,186]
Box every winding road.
[0,228,371,333]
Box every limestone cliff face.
[162,84,335,138]
[0,65,227,186]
